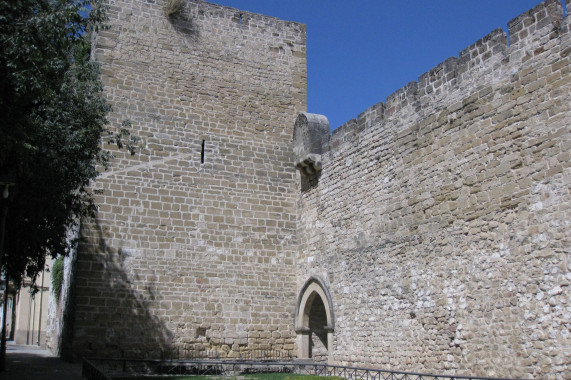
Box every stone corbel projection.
[293,113,330,177]
[296,153,322,176]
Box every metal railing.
[292,363,524,380]
[82,358,112,380]
[82,357,525,380]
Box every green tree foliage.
[0,0,137,286]
[51,256,64,302]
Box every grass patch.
[247,375,344,380]
[113,374,344,380]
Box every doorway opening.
[295,276,334,363]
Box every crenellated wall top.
[298,0,568,161]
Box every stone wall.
[295,0,570,378]
[68,0,306,359]
[62,0,571,377]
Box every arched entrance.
[295,276,334,363]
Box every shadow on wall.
[170,13,199,40]
[301,174,320,193]
[61,214,173,360]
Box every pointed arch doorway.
[295,276,334,363]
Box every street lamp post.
[0,181,14,372]
[0,183,10,271]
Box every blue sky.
[212,1,552,130]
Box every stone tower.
[66,0,306,359]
